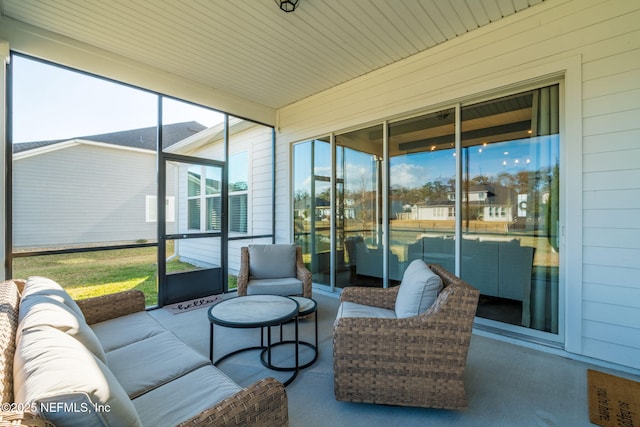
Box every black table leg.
[209,322,214,361]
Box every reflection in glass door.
[461,85,560,334]
[293,138,332,285]
[159,156,225,305]
[336,125,384,288]
[289,86,562,340]
[388,109,456,283]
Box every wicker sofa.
[333,263,479,409]
[0,277,288,427]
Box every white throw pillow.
[395,259,443,318]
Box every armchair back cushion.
[248,245,296,279]
[395,259,443,318]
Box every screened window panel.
[188,168,201,197]
[206,197,222,231]
[188,199,201,230]
[229,193,248,233]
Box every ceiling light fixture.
[275,0,300,13]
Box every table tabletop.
[288,296,317,316]
[208,294,298,328]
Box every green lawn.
[12,246,194,306]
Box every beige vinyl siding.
[242,126,273,237]
[13,143,158,249]
[176,123,273,273]
[275,0,640,369]
[580,0,640,368]
[227,124,273,275]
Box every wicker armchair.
[237,245,312,298]
[333,264,479,409]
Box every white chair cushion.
[246,278,303,296]
[248,244,296,279]
[336,301,397,320]
[395,259,443,318]
[91,311,166,352]
[132,366,242,427]
[14,325,142,427]
[106,331,210,399]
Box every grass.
[12,246,194,306]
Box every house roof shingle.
[13,121,206,153]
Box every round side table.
[260,296,318,371]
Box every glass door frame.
[325,123,391,292]
[158,152,227,306]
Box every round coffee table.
[208,295,300,385]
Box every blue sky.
[11,55,223,143]
[295,135,559,195]
[391,136,559,188]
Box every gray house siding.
[13,142,164,249]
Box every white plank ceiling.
[0,0,544,109]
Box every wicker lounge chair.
[333,263,479,409]
[237,245,312,298]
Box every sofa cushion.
[248,245,296,279]
[132,365,242,427]
[106,331,210,399]
[21,276,85,319]
[91,311,166,352]
[17,296,107,364]
[395,259,443,318]
[336,301,397,320]
[246,277,303,296]
[14,326,142,427]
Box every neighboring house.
[398,185,517,223]
[11,122,204,249]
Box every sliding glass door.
[336,125,385,288]
[460,85,560,334]
[292,83,562,339]
[293,138,331,285]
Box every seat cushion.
[106,331,210,399]
[133,365,242,427]
[14,325,142,427]
[246,277,303,296]
[248,244,296,279]
[395,259,443,318]
[17,295,107,363]
[336,301,397,320]
[91,311,166,352]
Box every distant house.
[402,184,518,223]
[12,122,205,250]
